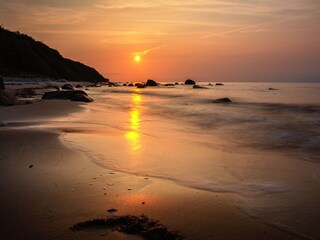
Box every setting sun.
[134,55,141,62]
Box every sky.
[1,0,320,82]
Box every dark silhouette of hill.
[0,26,108,82]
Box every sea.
[58,82,320,239]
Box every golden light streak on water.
[125,90,142,153]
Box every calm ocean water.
[60,82,320,239]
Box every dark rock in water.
[75,84,83,88]
[175,82,179,85]
[216,83,224,86]
[61,84,74,90]
[137,84,146,88]
[123,83,127,86]
[146,79,157,86]
[42,90,90,102]
[71,215,184,240]
[71,94,94,102]
[212,98,232,103]
[107,208,118,213]
[29,165,34,168]
[185,79,196,85]
[134,83,141,87]
[208,83,213,86]
[15,88,36,98]
[128,83,134,87]
[0,90,17,106]
[0,76,5,90]
[268,88,277,90]
[165,83,175,87]
[0,122,8,127]
[193,84,207,89]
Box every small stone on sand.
[107,208,118,213]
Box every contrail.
[201,9,320,39]
[132,46,165,57]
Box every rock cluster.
[42,90,93,102]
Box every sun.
[134,55,141,62]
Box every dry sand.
[0,100,302,240]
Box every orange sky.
[1,0,320,82]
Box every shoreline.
[0,100,305,239]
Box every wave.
[60,135,290,196]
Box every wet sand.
[0,100,303,240]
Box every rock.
[0,122,8,127]
[212,98,232,103]
[215,83,224,86]
[61,84,74,90]
[71,94,94,102]
[75,84,83,88]
[146,79,157,86]
[0,76,5,90]
[137,84,146,88]
[0,90,17,106]
[123,83,127,86]
[175,82,179,85]
[164,83,175,87]
[42,90,89,101]
[268,88,277,90]
[185,79,196,85]
[208,83,213,86]
[29,165,34,168]
[15,88,36,98]
[193,84,207,89]
[107,208,118,213]
[128,83,134,87]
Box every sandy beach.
[0,87,310,240]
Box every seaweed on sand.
[71,214,184,240]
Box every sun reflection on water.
[125,90,142,153]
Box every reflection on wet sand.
[125,90,142,153]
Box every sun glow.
[134,55,141,62]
